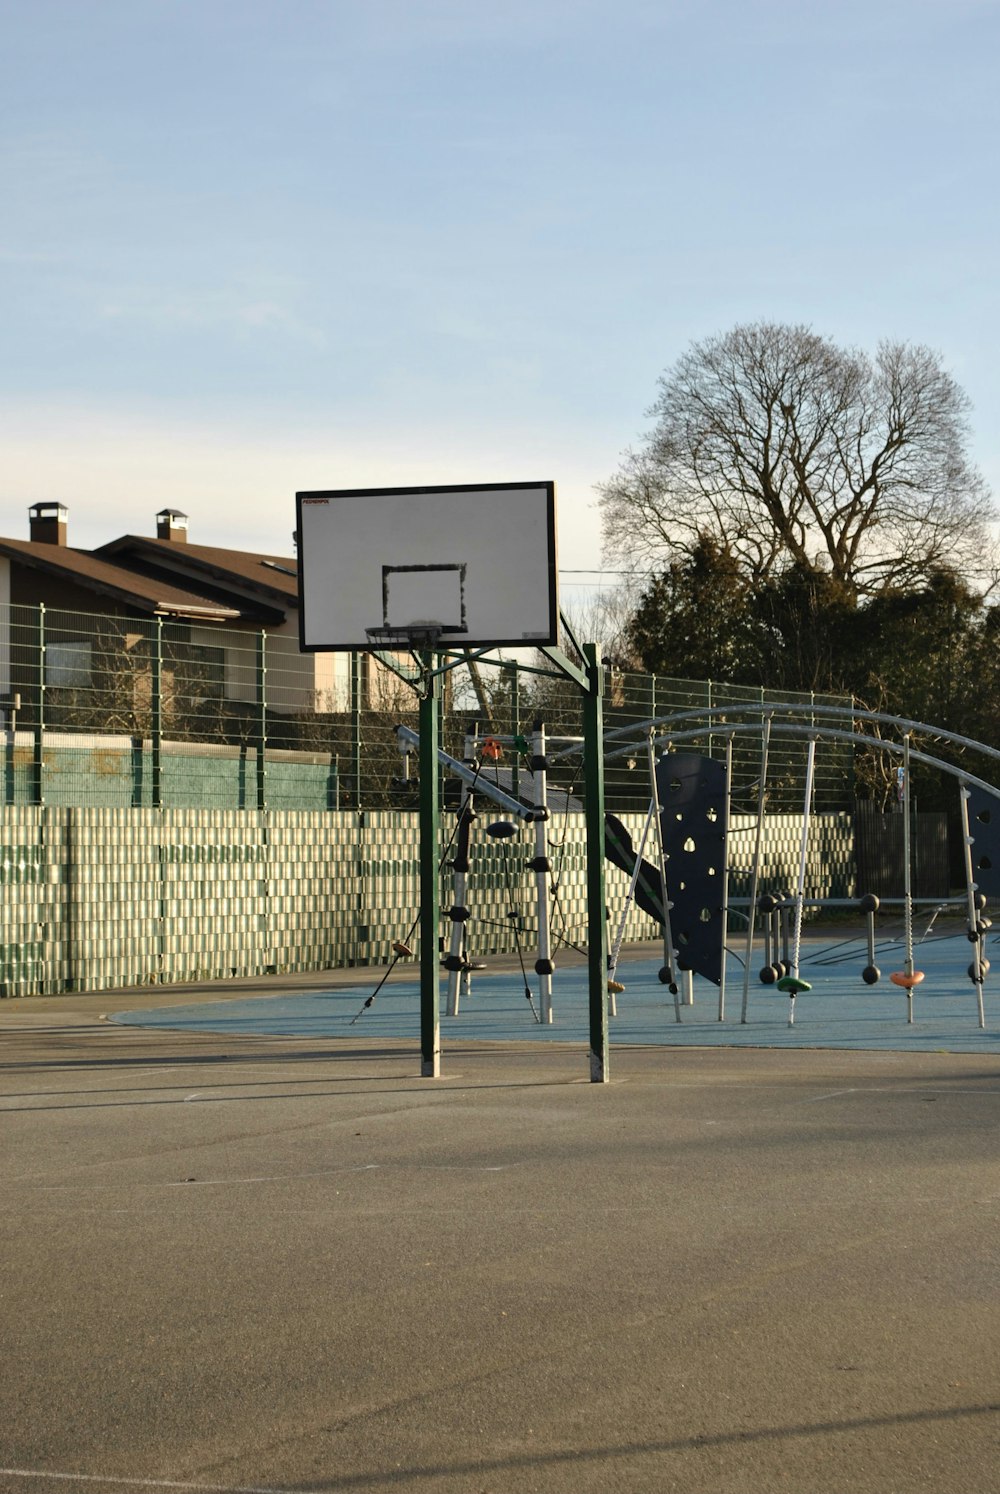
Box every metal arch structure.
[591,699,1000,900]
[574,702,1000,1033]
[583,699,1000,806]
[385,690,1000,1073]
[595,701,1000,778]
[605,719,1000,801]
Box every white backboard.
[296,482,558,651]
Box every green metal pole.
[6,692,17,806]
[509,661,520,802]
[583,642,609,1082]
[151,618,162,808]
[419,653,442,1077]
[33,603,45,806]
[256,631,267,810]
[350,650,361,810]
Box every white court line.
[794,1084,1000,1106]
[0,1469,307,1493]
[23,1161,509,1193]
[166,1163,509,1185]
[796,1088,860,1104]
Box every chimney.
[29,502,68,546]
[156,508,189,543]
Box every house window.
[171,642,225,701]
[46,640,92,689]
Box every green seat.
[776,975,811,994]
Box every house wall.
[1,583,390,722]
[266,619,350,712]
[189,618,349,713]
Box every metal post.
[419,654,442,1076]
[256,631,267,811]
[958,782,987,1029]
[437,660,447,796]
[718,733,734,1020]
[6,691,19,806]
[740,715,772,1023]
[607,798,656,1011]
[151,617,162,809]
[446,732,475,1016]
[131,734,144,807]
[583,643,609,1083]
[788,738,817,983]
[350,650,362,810]
[532,720,554,1023]
[647,728,681,1022]
[902,734,915,1023]
[33,603,44,805]
[508,662,520,803]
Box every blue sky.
[2,0,998,604]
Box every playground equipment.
[385,700,1000,1049]
[860,893,880,984]
[775,736,817,1024]
[889,735,924,1021]
[597,701,1000,1032]
[298,477,1000,1078]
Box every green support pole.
[508,661,520,802]
[583,642,609,1082]
[419,654,442,1077]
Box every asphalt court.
[2,941,1000,1493]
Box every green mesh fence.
[0,604,862,996]
[0,603,854,812]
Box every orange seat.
[890,970,924,989]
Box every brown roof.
[0,538,280,622]
[96,535,299,608]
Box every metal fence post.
[151,617,162,808]
[257,630,267,810]
[508,661,520,801]
[5,691,16,806]
[33,603,45,805]
[350,650,361,809]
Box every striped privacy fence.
[0,806,855,996]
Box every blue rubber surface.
[112,929,1000,1053]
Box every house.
[0,503,355,726]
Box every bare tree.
[558,578,644,669]
[599,322,995,596]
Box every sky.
[2,0,999,608]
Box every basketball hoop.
[295,482,558,652]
